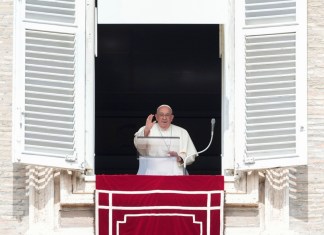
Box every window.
[95,24,222,175]
[12,0,307,175]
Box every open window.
[94,24,222,175]
[94,0,228,175]
[12,0,307,176]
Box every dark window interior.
[95,24,221,175]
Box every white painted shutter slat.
[25,83,74,93]
[25,124,74,135]
[26,91,73,101]
[24,146,74,157]
[235,0,307,170]
[26,78,74,87]
[245,0,296,25]
[26,0,75,24]
[13,0,86,169]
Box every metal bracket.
[244,155,255,164]
[65,153,77,162]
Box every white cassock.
[134,123,198,175]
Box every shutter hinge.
[244,155,255,164]
[65,153,77,162]
[20,110,25,128]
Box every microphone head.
[211,118,215,133]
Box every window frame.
[12,0,306,187]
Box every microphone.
[183,118,216,175]
[198,118,215,155]
[211,118,215,135]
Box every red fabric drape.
[96,175,224,235]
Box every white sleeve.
[178,129,198,166]
[134,126,146,155]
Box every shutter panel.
[235,0,307,170]
[13,0,86,169]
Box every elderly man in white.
[134,104,198,175]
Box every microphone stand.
[183,118,215,175]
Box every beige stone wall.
[0,0,29,234]
[288,0,324,234]
[1,0,324,234]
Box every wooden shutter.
[12,0,86,169]
[235,0,307,170]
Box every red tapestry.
[96,175,224,235]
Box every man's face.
[155,106,174,129]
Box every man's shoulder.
[171,124,188,133]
